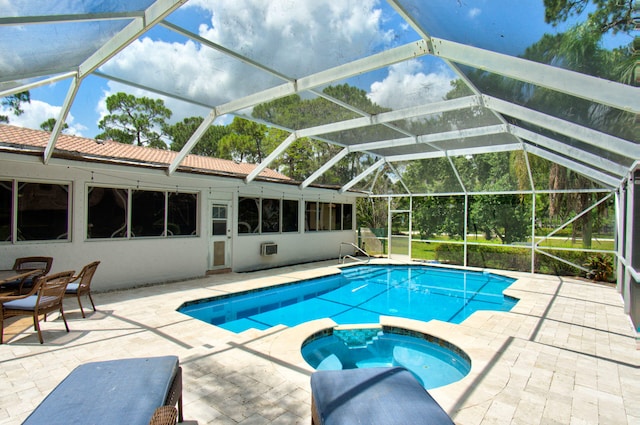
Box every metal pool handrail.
[339,242,370,264]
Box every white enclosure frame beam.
[79,1,187,78]
[387,162,412,195]
[350,124,507,153]
[340,159,386,193]
[433,38,640,114]
[0,72,77,98]
[484,96,640,159]
[300,148,350,189]
[168,109,219,175]
[535,193,614,246]
[93,70,214,109]
[161,20,292,83]
[510,125,629,177]
[386,143,522,163]
[525,145,621,188]
[296,95,480,140]
[213,40,430,118]
[245,132,297,183]
[0,12,145,26]
[44,75,80,164]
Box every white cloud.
[1,100,85,136]
[367,60,454,110]
[468,8,481,19]
[201,0,392,76]
[98,0,392,123]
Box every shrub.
[584,254,615,282]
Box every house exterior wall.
[0,153,357,291]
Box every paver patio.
[0,260,637,424]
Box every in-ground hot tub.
[302,325,471,389]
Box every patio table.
[0,269,41,285]
[0,269,43,295]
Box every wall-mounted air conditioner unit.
[261,242,278,256]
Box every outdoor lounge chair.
[65,260,100,317]
[310,366,455,425]
[0,270,74,344]
[22,356,184,425]
[3,256,53,294]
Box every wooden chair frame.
[65,261,100,318]
[10,256,54,294]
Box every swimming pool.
[178,264,518,333]
[302,326,471,389]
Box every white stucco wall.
[0,152,358,290]
[232,230,357,272]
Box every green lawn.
[365,233,615,260]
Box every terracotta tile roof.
[0,124,292,182]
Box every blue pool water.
[178,265,518,333]
[302,327,471,389]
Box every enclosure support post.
[463,194,468,268]
[531,193,536,274]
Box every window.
[87,186,198,239]
[306,201,318,231]
[238,197,299,234]
[17,182,69,241]
[87,187,127,238]
[318,202,331,231]
[238,197,259,233]
[305,202,353,232]
[168,192,197,236]
[343,203,353,230]
[0,180,70,242]
[282,199,298,232]
[212,204,227,236]
[131,190,165,237]
[0,181,11,241]
[332,203,342,230]
[261,198,280,233]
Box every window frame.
[238,197,260,234]
[282,199,299,233]
[237,196,303,235]
[0,179,72,243]
[304,201,354,233]
[86,184,199,240]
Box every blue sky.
[1,0,627,140]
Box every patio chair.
[65,261,100,318]
[5,256,53,294]
[0,270,75,344]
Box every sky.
[0,0,627,140]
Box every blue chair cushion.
[65,283,79,293]
[22,356,179,425]
[3,295,38,310]
[3,295,58,310]
[310,367,455,425]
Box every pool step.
[341,266,388,282]
[334,326,382,348]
